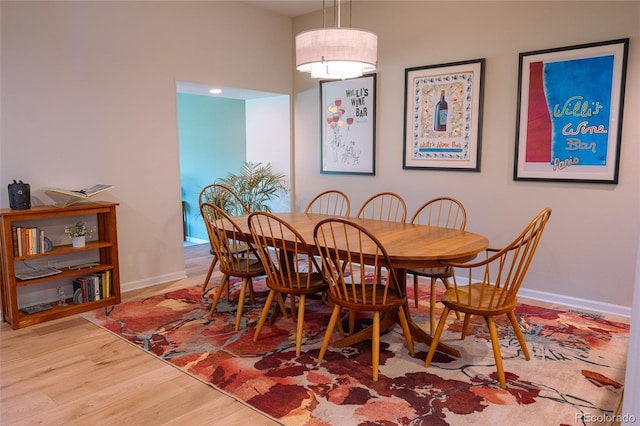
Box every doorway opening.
[175,81,292,249]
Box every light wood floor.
[0,244,280,426]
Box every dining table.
[233,211,489,358]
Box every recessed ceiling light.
[209,88,222,95]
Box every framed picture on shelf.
[514,38,629,184]
[403,59,485,171]
[320,74,376,175]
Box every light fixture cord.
[323,0,353,29]
[323,0,326,28]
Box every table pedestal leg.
[331,269,461,358]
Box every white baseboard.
[121,271,188,293]
[185,237,208,245]
[519,287,632,318]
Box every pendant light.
[295,0,377,80]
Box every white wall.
[293,1,640,311]
[246,95,292,212]
[623,236,640,420]
[1,1,293,289]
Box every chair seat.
[408,266,451,277]
[221,257,265,277]
[328,284,405,312]
[212,243,249,256]
[266,272,328,295]
[441,283,518,316]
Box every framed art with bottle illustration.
[514,39,629,184]
[320,74,376,175]
[403,59,485,171]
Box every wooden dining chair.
[313,217,415,381]
[355,192,407,222]
[407,197,467,333]
[248,212,329,356]
[424,208,552,389]
[305,189,351,216]
[351,192,407,334]
[200,202,265,332]
[199,184,251,295]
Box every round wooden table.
[233,212,489,357]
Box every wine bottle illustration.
[434,90,448,132]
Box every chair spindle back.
[199,183,250,217]
[313,218,402,308]
[305,189,351,216]
[447,208,551,310]
[200,202,257,277]
[356,192,407,222]
[248,212,323,291]
[411,196,467,230]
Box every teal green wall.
[177,93,246,242]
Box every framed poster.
[514,38,629,184]
[320,74,376,175]
[403,59,484,171]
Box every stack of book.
[73,271,112,304]
[12,226,46,256]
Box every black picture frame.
[403,59,485,171]
[514,38,629,184]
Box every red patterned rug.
[82,275,629,425]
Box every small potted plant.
[64,221,95,248]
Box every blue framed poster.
[514,39,629,184]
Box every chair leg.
[295,294,306,356]
[290,295,297,320]
[507,311,531,360]
[202,256,218,294]
[335,307,345,337]
[372,311,380,381]
[430,277,437,335]
[461,313,471,340]
[440,277,461,320]
[348,309,355,335]
[248,280,256,304]
[234,278,249,331]
[253,290,276,341]
[318,305,341,363]
[276,293,288,319]
[209,274,229,316]
[413,274,420,308]
[396,306,414,356]
[425,306,450,367]
[486,316,506,389]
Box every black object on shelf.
[8,180,31,210]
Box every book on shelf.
[73,271,111,304]
[11,226,46,256]
[43,184,113,207]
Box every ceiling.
[241,1,326,18]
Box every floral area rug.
[81,274,629,426]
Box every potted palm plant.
[217,161,287,212]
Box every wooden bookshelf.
[0,203,120,329]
